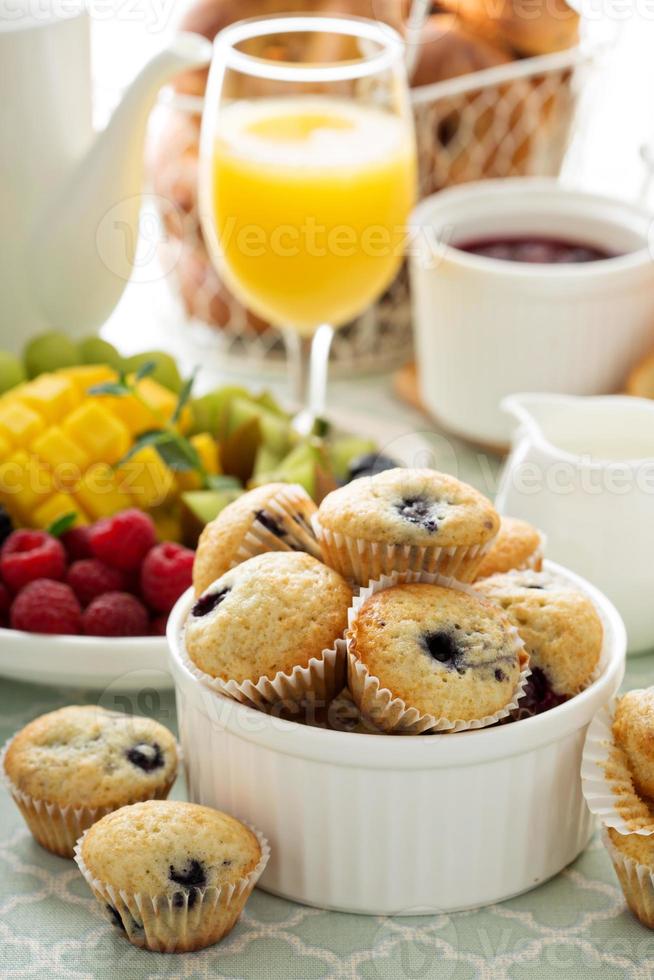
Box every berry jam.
[455,236,617,265]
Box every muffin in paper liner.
[602,826,654,929]
[581,702,654,835]
[313,518,494,588]
[178,605,347,711]
[74,823,270,952]
[232,484,323,567]
[345,572,530,735]
[0,737,178,859]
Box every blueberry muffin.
[76,800,267,952]
[605,827,654,929]
[613,689,654,803]
[2,706,178,857]
[476,569,602,716]
[347,582,525,732]
[314,468,500,586]
[475,516,544,580]
[185,552,352,706]
[193,482,322,595]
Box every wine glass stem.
[284,324,335,435]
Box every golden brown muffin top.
[4,706,178,808]
[193,482,318,595]
[186,551,352,683]
[349,582,522,722]
[475,516,543,580]
[316,469,499,549]
[613,689,654,802]
[476,570,602,697]
[81,800,261,897]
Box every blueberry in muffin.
[347,581,525,731]
[476,569,602,716]
[193,482,322,596]
[3,706,178,857]
[76,800,267,952]
[314,468,500,585]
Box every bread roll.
[410,13,512,87]
[174,0,407,97]
[436,0,579,57]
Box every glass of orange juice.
[199,14,416,430]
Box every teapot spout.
[31,32,211,334]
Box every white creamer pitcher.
[497,393,654,654]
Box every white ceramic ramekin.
[409,178,654,449]
[167,560,625,915]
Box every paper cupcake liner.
[582,702,654,835]
[1,737,178,859]
[74,822,270,953]
[346,572,530,735]
[602,826,654,929]
[180,618,347,712]
[233,484,323,567]
[312,517,494,588]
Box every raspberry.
[140,542,194,613]
[82,591,149,637]
[88,509,156,572]
[149,614,169,636]
[11,579,82,635]
[61,526,93,562]
[1,530,66,592]
[66,559,126,607]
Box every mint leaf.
[88,382,129,397]
[115,430,167,468]
[47,512,78,537]
[172,369,197,425]
[134,360,157,382]
[155,434,200,472]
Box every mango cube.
[104,377,190,436]
[17,374,80,423]
[117,446,176,508]
[176,433,220,491]
[64,403,130,465]
[57,365,116,398]
[0,400,45,447]
[0,450,55,521]
[73,463,133,520]
[32,493,88,529]
[32,426,90,476]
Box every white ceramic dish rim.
[167,559,626,770]
[0,626,162,655]
[409,178,654,279]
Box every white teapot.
[496,393,654,654]
[0,0,211,350]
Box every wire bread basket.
[151,40,600,374]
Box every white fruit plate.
[0,413,434,691]
[0,629,170,691]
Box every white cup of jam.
[409,178,654,449]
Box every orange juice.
[210,97,416,333]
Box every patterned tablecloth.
[2,365,654,980]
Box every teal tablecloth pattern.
[1,654,654,980]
